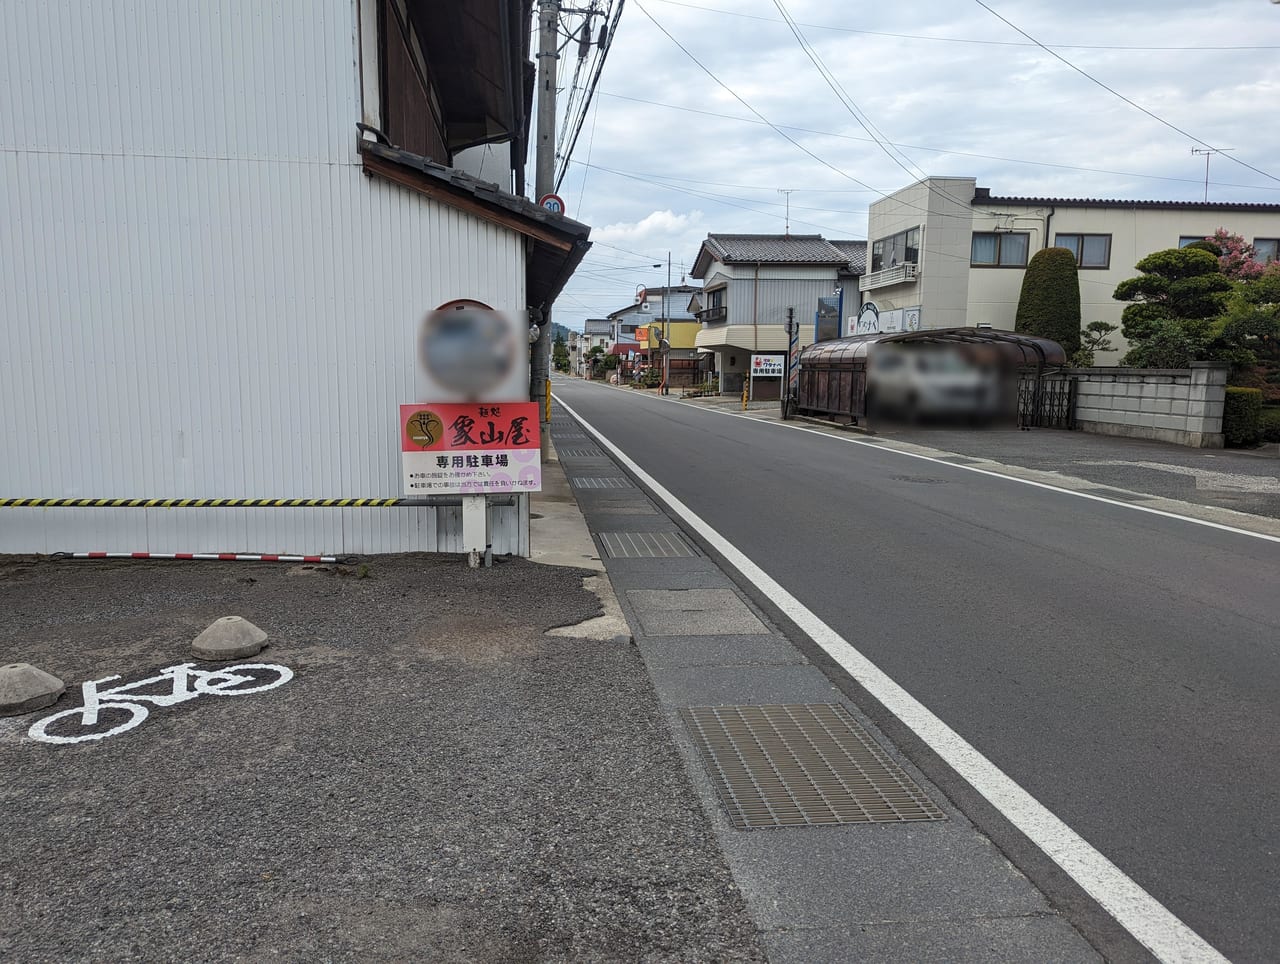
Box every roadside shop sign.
[400,403,541,495]
[750,354,784,378]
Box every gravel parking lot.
[0,555,762,962]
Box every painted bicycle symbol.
[28,661,294,745]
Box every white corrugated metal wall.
[1,0,531,555]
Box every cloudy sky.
[543,0,1280,331]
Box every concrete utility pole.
[532,0,560,452]
[662,252,671,394]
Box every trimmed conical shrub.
[1015,246,1082,356]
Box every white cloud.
[548,0,1280,330]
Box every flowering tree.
[1198,229,1268,281]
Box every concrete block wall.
[1069,362,1227,448]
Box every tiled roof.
[704,234,851,264]
[361,140,591,234]
[691,233,856,279]
[829,239,867,275]
[973,186,1280,213]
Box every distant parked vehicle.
[793,329,1064,427]
[866,344,1006,422]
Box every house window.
[707,288,724,309]
[870,227,920,272]
[1178,236,1207,248]
[1055,233,1111,269]
[1254,238,1279,263]
[971,232,1029,267]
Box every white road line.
[562,380,1280,545]
[556,393,1229,964]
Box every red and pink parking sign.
[399,403,541,495]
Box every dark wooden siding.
[381,0,449,163]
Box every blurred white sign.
[417,307,529,402]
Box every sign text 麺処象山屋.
[400,403,541,496]
[750,354,785,378]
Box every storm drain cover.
[589,502,660,515]
[572,477,634,489]
[559,447,603,458]
[627,588,765,635]
[680,704,946,830]
[599,531,698,559]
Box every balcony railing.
[858,262,917,292]
[698,305,728,323]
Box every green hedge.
[1223,387,1263,447]
[1260,407,1280,444]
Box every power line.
[651,0,1280,51]
[768,0,981,218]
[555,0,627,191]
[971,0,1280,185]
[576,95,603,211]
[619,2,1097,283]
[566,158,866,236]
[630,1,882,196]
[770,0,924,182]
[575,162,874,193]
[629,0,976,226]
[596,91,1280,193]
[564,167,1128,292]
[570,159,871,218]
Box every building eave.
[358,139,591,311]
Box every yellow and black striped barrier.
[0,498,408,509]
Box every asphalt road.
[883,425,1280,520]
[554,379,1280,964]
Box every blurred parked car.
[866,344,1011,423]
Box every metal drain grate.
[559,447,603,458]
[572,477,634,489]
[599,531,698,558]
[680,704,945,829]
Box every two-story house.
[691,235,866,394]
[861,176,1280,361]
[1,0,590,557]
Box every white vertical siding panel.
[3,0,530,556]
[3,0,357,162]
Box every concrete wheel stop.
[0,663,66,716]
[192,616,268,661]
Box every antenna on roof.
[1191,146,1234,202]
[778,189,794,236]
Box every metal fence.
[1018,371,1077,429]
